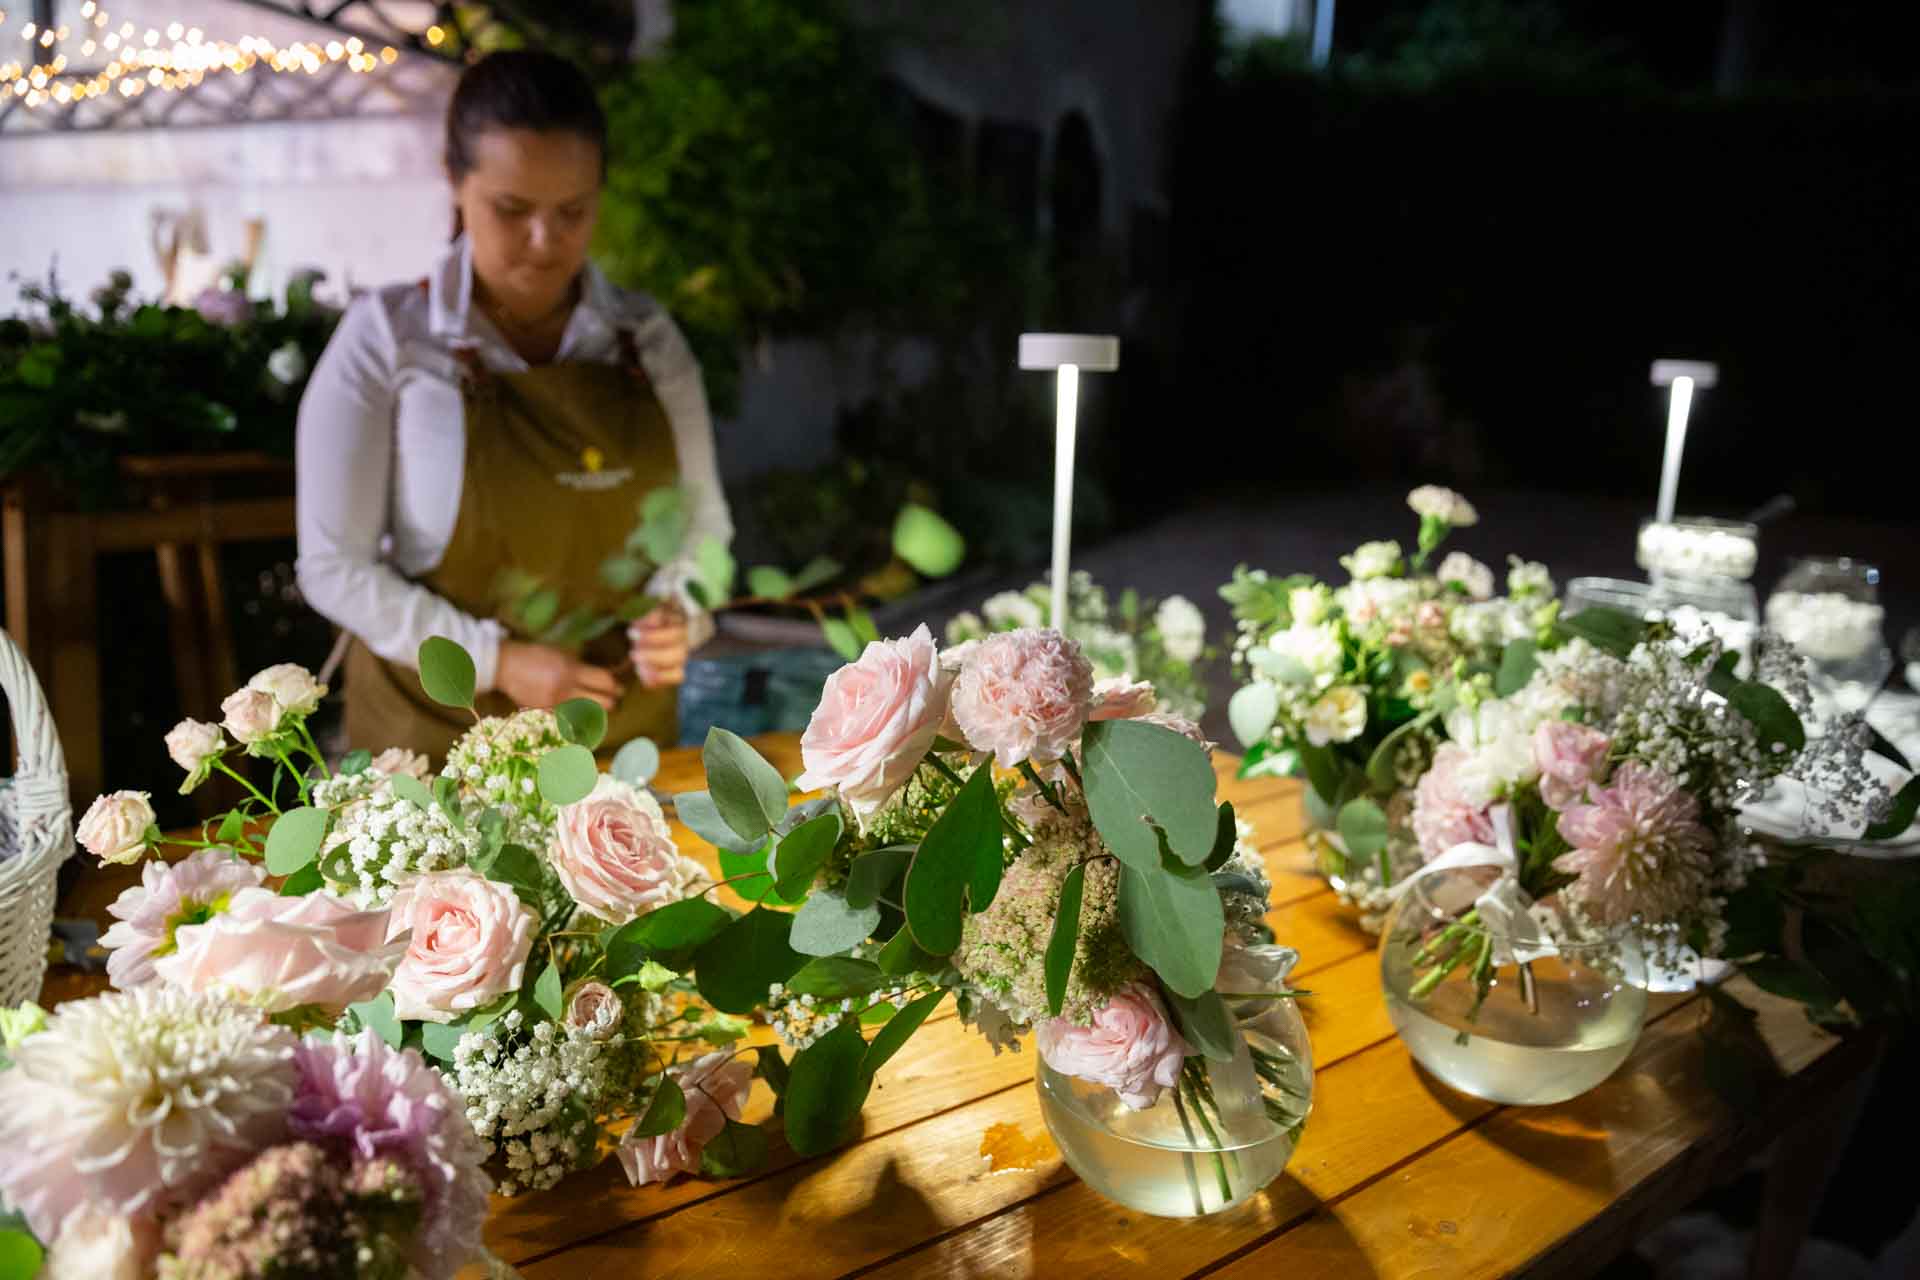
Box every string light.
[0,0,424,112]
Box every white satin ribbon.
[1388,805,1556,965]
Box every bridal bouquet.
[1398,604,1918,1012]
[59,641,762,1230]
[945,570,1214,720]
[664,624,1311,1184]
[1220,486,1559,914]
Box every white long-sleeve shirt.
[295,236,731,693]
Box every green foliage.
[1082,720,1221,872]
[784,1018,869,1155]
[0,271,339,507]
[902,766,1003,955]
[1044,863,1087,1017]
[594,0,1010,412]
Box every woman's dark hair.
[445,51,607,233]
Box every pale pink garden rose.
[386,869,538,1023]
[1533,720,1612,810]
[1089,676,1158,722]
[1411,743,1496,861]
[221,686,280,745]
[1554,762,1714,927]
[370,747,433,782]
[164,719,225,775]
[101,847,268,988]
[551,775,704,925]
[796,624,954,818]
[565,981,624,1040]
[247,663,327,717]
[618,1051,754,1186]
[950,628,1096,769]
[154,886,400,1014]
[76,791,156,865]
[1037,982,1192,1110]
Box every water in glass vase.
[1036,1028,1309,1218]
[1382,951,1646,1105]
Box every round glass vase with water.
[1379,867,1647,1105]
[1303,784,1423,934]
[1036,987,1314,1218]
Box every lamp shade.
[1018,333,1120,372]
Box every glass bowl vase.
[1379,867,1647,1106]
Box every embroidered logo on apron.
[557,444,633,491]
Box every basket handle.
[0,627,71,821]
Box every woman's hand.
[629,604,691,689]
[496,641,622,711]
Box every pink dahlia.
[1411,743,1496,861]
[289,1030,491,1280]
[949,628,1096,768]
[100,847,269,989]
[1553,762,1715,927]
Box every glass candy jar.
[1765,557,1893,715]
[1379,867,1647,1106]
[1036,957,1314,1218]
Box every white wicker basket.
[0,627,72,1006]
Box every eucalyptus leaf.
[903,765,1001,954]
[844,847,913,910]
[699,1118,769,1177]
[0,1227,41,1278]
[788,555,843,595]
[434,775,465,828]
[1117,861,1225,998]
[1204,802,1240,872]
[859,987,945,1082]
[1365,710,1438,790]
[388,773,434,811]
[265,806,328,876]
[821,616,863,661]
[637,484,688,564]
[633,1075,687,1138]
[519,589,561,635]
[418,636,477,709]
[791,888,882,957]
[537,744,599,806]
[775,794,841,836]
[1554,606,1647,658]
[1082,720,1220,871]
[600,553,648,592]
[1168,988,1237,1064]
[610,737,663,787]
[1727,682,1807,756]
[349,991,401,1049]
[705,727,789,843]
[891,502,965,577]
[876,924,939,976]
[694,908,805,1014]
[277,863,324,897]
[784,1019,869,1155]
[605,899,732,973]
[787,955,888,1000]
[675,789,763,854]
[1296,740,1344,808]
[720,840,803,906]
[555,698,610,752]
[1248,647,1313,684]
[1865,776,1920,841]
[695,536,737,607]
[773,811,843,899]
[1044,862,1086,1017]
[1495,639,1540,697]
[338,749,372,777]
[848,607,880,647]
[747,565,795,599]
[1337,797,1389,859]
[1227,683,1281,749]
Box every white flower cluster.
[1610,635,1771,816]
[320,788,475,906]
[765,978,922,1051]
[444,709,569,820]
[450,1011,613,1196]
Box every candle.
[1019,334,1120,631]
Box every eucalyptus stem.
[295,721,331,780]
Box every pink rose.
[154,887,400,1014]
[1415,600,1449,631]
[370,747,433,782]
[386,870,538,1023]
[165,719,225,776]
[76,791,156,865]
[1533,720,1611,810]
[1411,743,1495,861]
[950,628,1096,768]
[551,776,704,925]
[221,687,280,745]
[1348,598,1380,625]
[1385,621,1413,648]
[796,624,953,817]
[565,981,623,1040]
[1036,982,1192,1110]
[1089,677,1158,722]
[618,1051,753,1186]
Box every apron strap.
[617,327,654,390]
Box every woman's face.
[454,128,602,316]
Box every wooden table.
[46,734,1876,1279]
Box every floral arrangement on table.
[945,570,1215,720]
[1218,485,1560,924]
[0,267,339,507]
[655,623,1312,1214]
[18,642,782,1274]
[1392,600,1919,1040]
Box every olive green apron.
[344,330,679,760]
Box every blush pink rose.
[221,686,280,745]
[551,776,705,925]
[370,747,433,782]
[1089,677,1158,722]
[1533,720,1612,810]
[1036,982,1192,1110]
[164,719,225,776]
[795,624,953,817]
[1411,743,1496,861]
[386,870,538,1023]
[154,886,400,1014]
[565,981,624,1040]
[75,791,156,865]
[618,1050,754,1186]
[949,628,1096,768]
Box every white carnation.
[1153,595,1207,663]
[1507,556,1555,600]
[982,590,1045,631]
[1304,686,1368,746]
[1340,540,1403,581]
[1408,485,1479,526]
[1435,552,1495,601]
